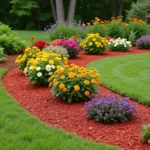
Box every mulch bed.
[1,47,150,150]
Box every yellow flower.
[92,38,96,41]
[84,80,90,85]
[49,60,54,65]
[60,75,65,80]
[74,85,80,91]
[69,72,75,79]
[91,79,97,84]
[90,48,93,51]
[89,42,93,46]
[84,90,90,96]
[62,88,67,92]
[59,83,65,89]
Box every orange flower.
[74,85,80,91]
[84,90,90,96]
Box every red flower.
[34,40,50,50]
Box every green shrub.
[49,24,85,41]
[140,124,150,143]
[0,47,6,62]
[126,0,150,23]
[0,34,26,54]
[0,22,16,36]
[107,18,128,38]
[127,19,149,40]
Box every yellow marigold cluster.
[80,33,108,54]
[49,63,101,103]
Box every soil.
[1,47,150,150]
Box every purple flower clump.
[54,38,82,58]
[84,94,136,123]
[136,35,150,49]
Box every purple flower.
[84,94,136,123]
[136,35,150,49]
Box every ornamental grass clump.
[80,33,108,54]
[54,38,81,58]
[84,94,136,123]
[108,38,132,52]
[48,64,101,103]
[24,51,68,85]
[43,45,69,58]
[15,46,40,71]
[136,36,150,49]
[140,124,150,144]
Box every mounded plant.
[136,35,150,49]
[84,94,136,123]
[80,33,108,54]
[15,46,40,71]
[53,38,81,58]
[43,45,69,58]
[49,64,100,103]
[140,124,150,144]
[108,38,132,52]
[25,51,67,85]
[0,47,6,62]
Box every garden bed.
[2,47,150,150]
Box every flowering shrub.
[54,38,81,58]
[15,46,40,71]
[24,51,67,85]
[108,38,132,52]
[43,45,69,58]
[136,36,150,49]
[140,124,150,144]
[84,94,136,123]
[34,40,50,50]
[80,33,108,54]
[49,64,100,103]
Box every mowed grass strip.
[15,30,50,46]
[0,68,117,150]
[87,53,150,106]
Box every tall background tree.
[0,0,138,30]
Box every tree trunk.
[119,0,124,16]
[50,0,57,22]
[56,0,65,23]
[112,0,119,17]
[67,0,76,24]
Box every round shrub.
[84,94,136,123]
[136,36,150,49]
[80,33,108,54]
[25,51,67,85]
[53,38,81,58]
[49,64,101,103]
[0,47,6,62]
[43,45,69,58]
[34,40,50,50]
[15,46,40,71]
[108,38,132,52]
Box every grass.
[15,30,50,46]
[87,53,150,106]
[0,68,117,150]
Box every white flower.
[48,72,53,75]
[51,65,55,69]
[114,44,118,47]
[36,67,41,71]
[45,65,51,72]
[37,72,42,77]
[29,66,32,70]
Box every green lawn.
[88,53,150,106]
[15,30,50,46]
[0,68,117,150]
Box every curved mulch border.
[2,47,150,150]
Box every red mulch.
[2,47,150,150]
